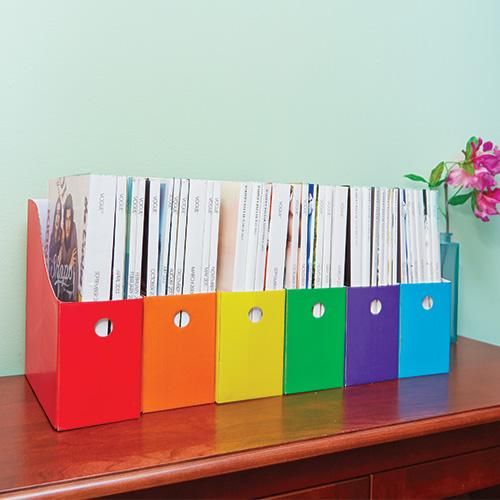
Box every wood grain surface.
[1,337,500,498]
[107,421,500,499]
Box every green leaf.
[471,191,477,211]
[465,136,478,159]
[462,160,474,175]
[448,191,473,206]
[429,161,445,187]
[404,173,428,185]
[432,178,446,188]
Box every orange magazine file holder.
[25,199,143,430]
[142,293,216,412]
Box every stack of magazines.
[217,182,349,291]
[44,175,441,303]
[45,175,221,302]
[347,186,441,287]
[217,182,441,292]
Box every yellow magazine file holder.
[216,290,286,403]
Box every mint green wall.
[1,1,499,376]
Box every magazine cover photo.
[46,177,86,302]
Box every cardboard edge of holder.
[399,280,451,378]
[142,293,217,413]
[284,287,346,395]
[26,199,143,431]
[216,290,285,404]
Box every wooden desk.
[1,337,500,499]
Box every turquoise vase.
[440,232,459,343]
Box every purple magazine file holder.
[345,285,400,386]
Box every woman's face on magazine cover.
[55,206,61,229]
[64,208,72,239]
[54,199,62,229]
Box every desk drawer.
[265,476,370,499]
[372,446,500,499]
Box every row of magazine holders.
[26,200,451,431]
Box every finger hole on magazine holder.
[312,303,325,319]
[422,295,434,311]
[248,307,263,324]
[95,318,113,338]
[173,311,191,329]
[370,299,382,316]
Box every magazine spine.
[208,181,221,292]
[112,176,127,299]
[174,179,189,295]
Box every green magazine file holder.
[284,287,346,395]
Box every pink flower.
[483,141,494,152]
[474,188,500,221]
[469,137,483,156]
[447,165,496,190]
[470,137,500,175]
[474,150,500,175]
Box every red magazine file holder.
[25,199,143,430]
